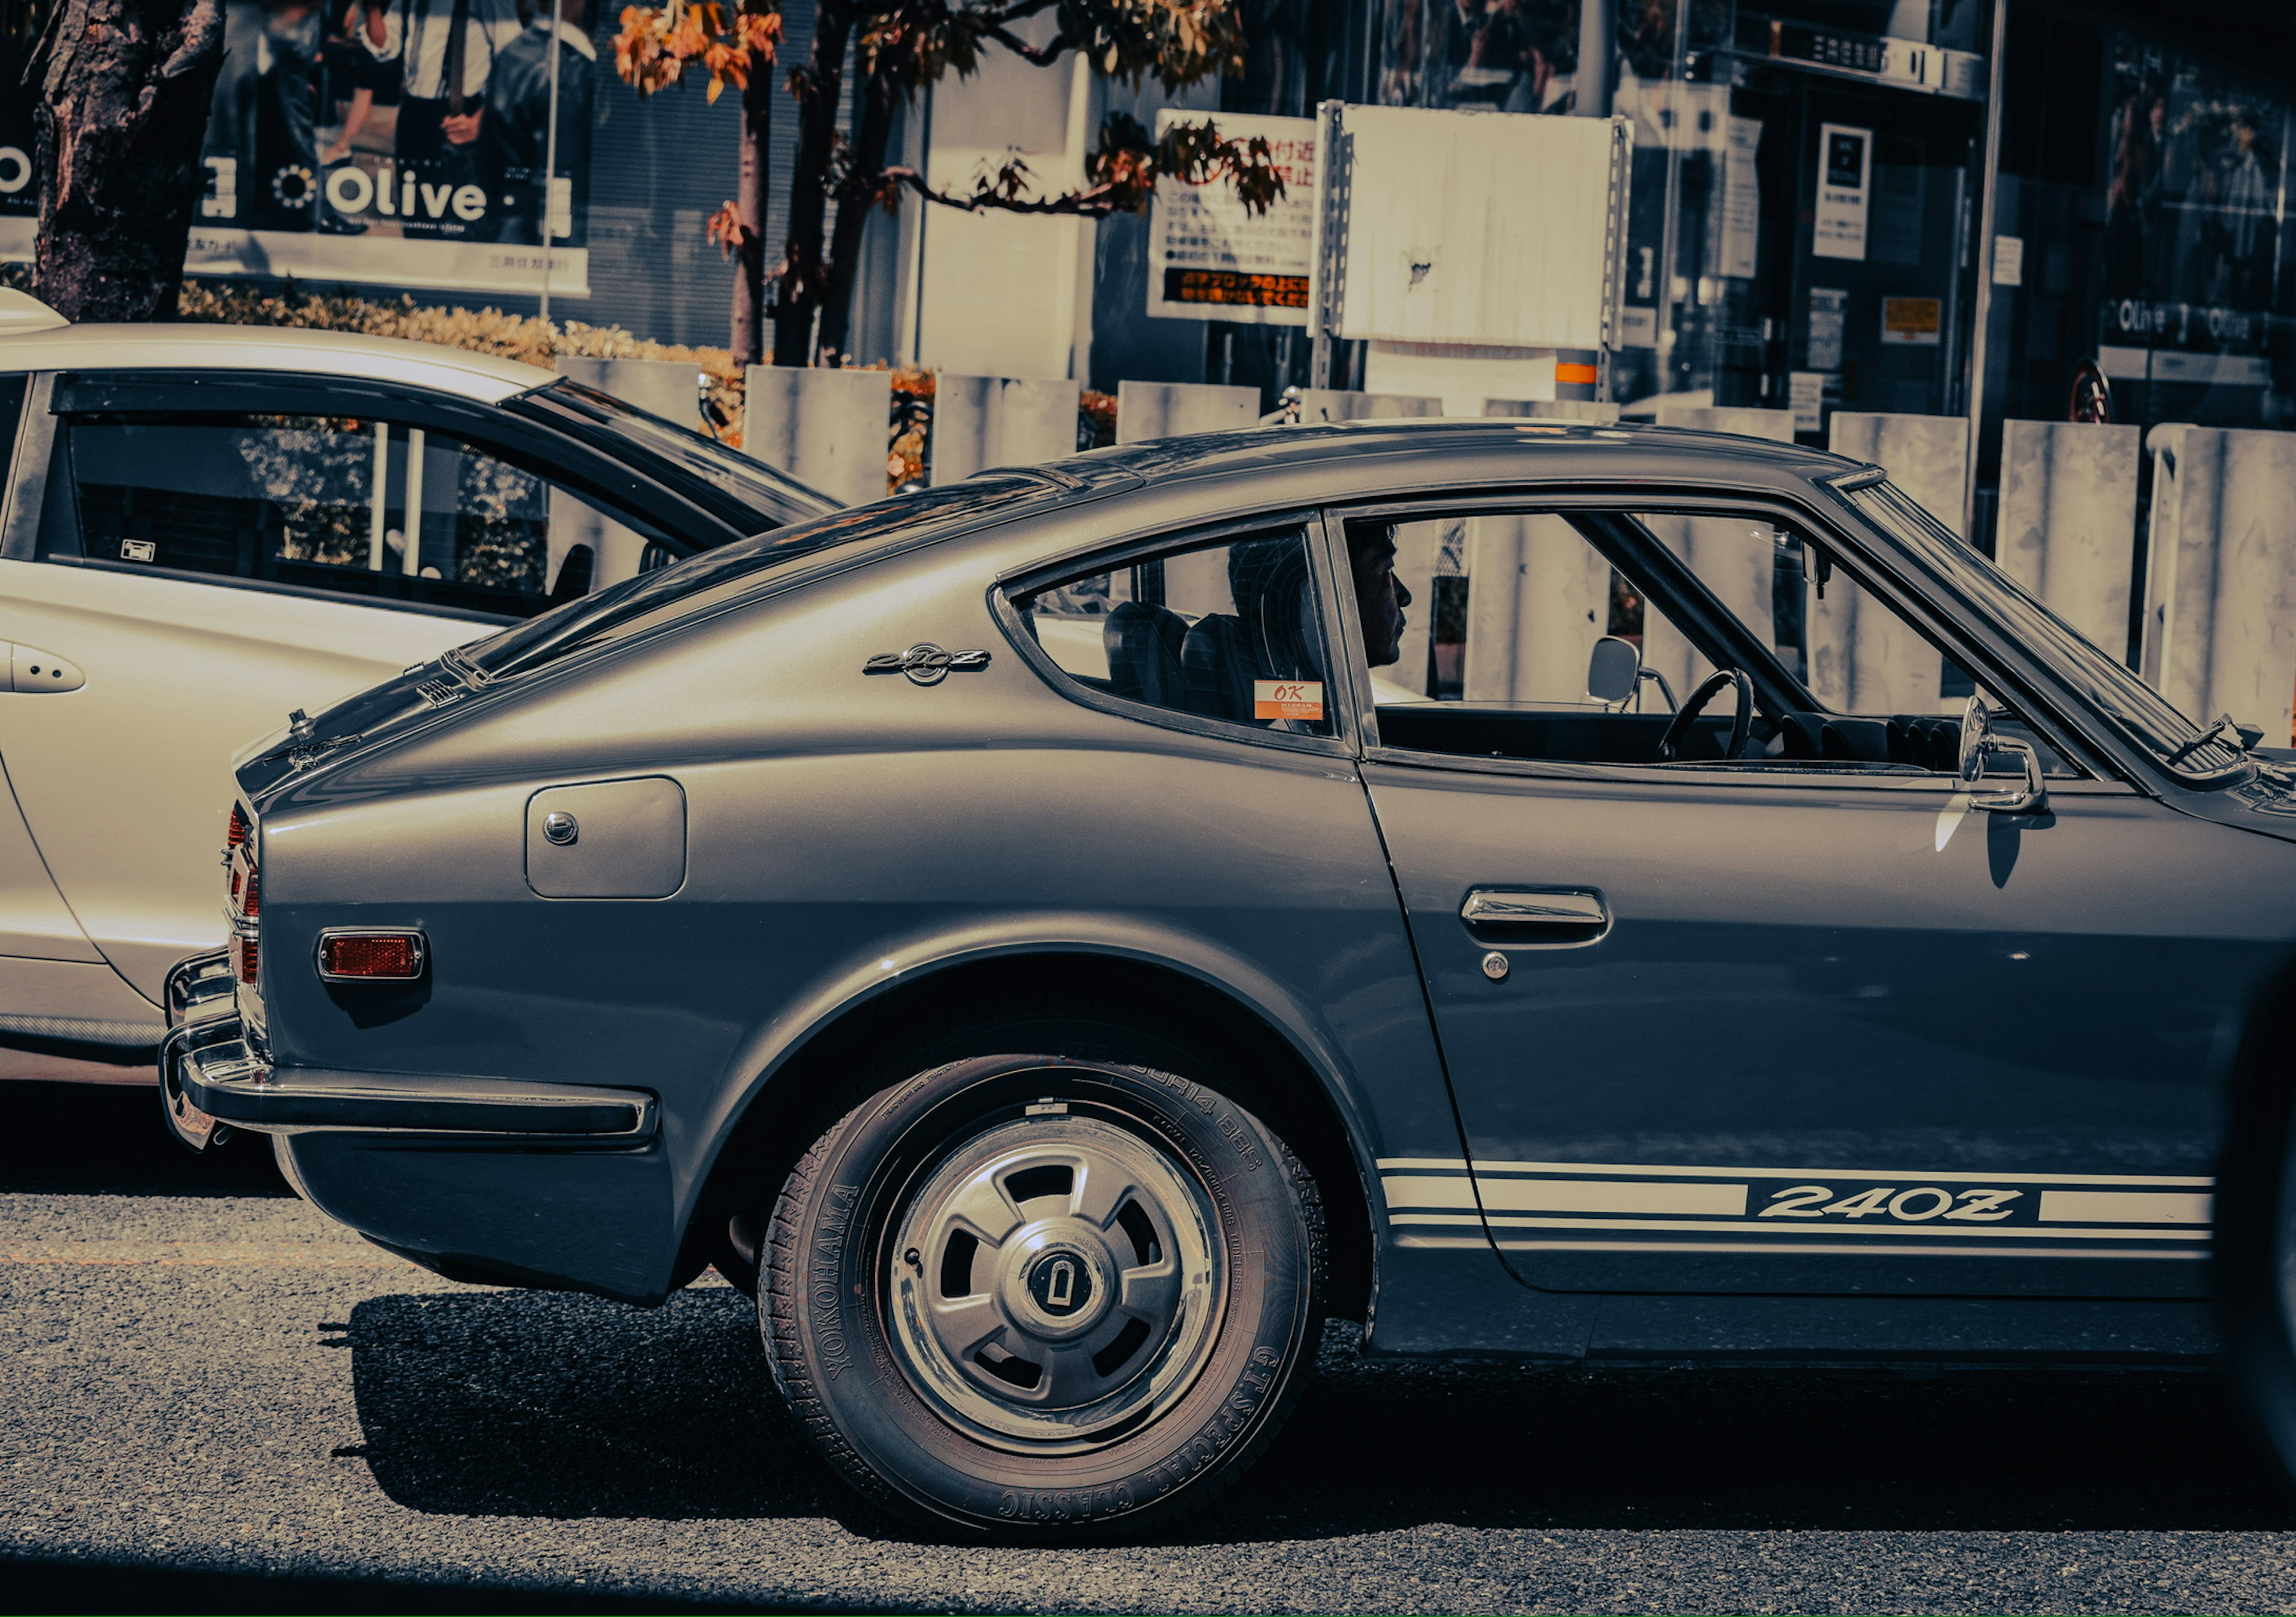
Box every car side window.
[47,412,669,619]
[1346,503,2071,776]
[1016,527,1336,737]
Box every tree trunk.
[772,0,854,367]
[811,53,900,368]
[729,61,771,365]
[34,0,225,321]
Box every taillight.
[315,930,426,982]
[225,805,249,852]
[229,864,259,918]
[232,934,259,986]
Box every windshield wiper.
[2163,712,2263,767]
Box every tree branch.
[978,22,1074,65]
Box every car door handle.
[1459,888,1610,945]
[1,644,83,693]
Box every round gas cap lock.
[542,811,579,846]
[1480,950,1510,982]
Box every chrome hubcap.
[886,1111,1224,1451]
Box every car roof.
[0,319,554,404]
[1046,417,1870,495]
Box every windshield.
[1846,481,2248,778]
[508,379,838,531]
[462,473,1059,678]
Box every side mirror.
[1959,691,2047,814]
[1587,635,1642,707]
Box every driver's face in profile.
[1351,534,1412,667]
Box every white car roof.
[0,316,555,405]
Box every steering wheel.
[1654,668,1754,763]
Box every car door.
[0,372,683,1004]
[1335,490,2295,1301]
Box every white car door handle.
[3,644,85,693]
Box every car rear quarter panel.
[262,513,1463,1307]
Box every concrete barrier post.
[555,356,709,432]
[1115,381,1260,444]
[1653,404,1798,442]
[1292,389,1442,423]
[744,365,893,508]
[930,375,1080,482]
[1485,399,1622,423]
[1997,420,2141,659]
[2143,424,2296,746]
[1816,412,1967,714]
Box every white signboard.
[1813,123,1871,262]
[1719,116,1763,280]
[1147,110,1317,326]
[1320,105,1627,351]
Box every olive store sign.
[0,0,593,297]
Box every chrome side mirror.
[1959,691,2047,814]
[1587,635,1641,707]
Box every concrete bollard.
[2142,423,2296,747]
[1654,404,1797,442]
[1485,398,1622,423]
[1292,389,1442,423]
[744,365,893,508]
[555,356,709,433]
[930,375,1080,483]
[1115,381,1260,444]
[1998,420,2141,659]
[1828,412,1968,536]
[1814,412,1968,716]
[1461,514,1613,706]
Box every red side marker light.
[315,930,426,983]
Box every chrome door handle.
[1460,888,1610,945]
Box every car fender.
[676,909,1393,1239]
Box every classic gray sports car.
[162,421,2296,1539]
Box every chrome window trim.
[991,506,1363,762]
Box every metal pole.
[1309,98,1345,390]
[537,0,566,332]
[1961,0,2010,540]
[1576,0,1614,118]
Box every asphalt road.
[10,1079,2296,1615]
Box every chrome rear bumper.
[158,947,655,1152]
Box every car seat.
[1180,614,1257,722]
[1104,600,1190,708]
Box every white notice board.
[1813,123,1871,261]
[1317,105,1628,351]
[1147,111,1318,326]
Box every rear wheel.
[763,1053,1324,1540]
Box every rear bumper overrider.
[158,947,656,1153]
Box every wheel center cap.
[1023,1248,1095,1319]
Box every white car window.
[53,412,661,620]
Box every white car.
[0,291,831,1069]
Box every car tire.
[763,1052,1325,1540]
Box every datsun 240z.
[161,420,2296,1539]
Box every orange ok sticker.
[1254,680,1324,721]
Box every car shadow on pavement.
[0,1079,289,1196]
[349,1287,843,1523]
[347,1290,2296,1539]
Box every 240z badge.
[863,643,991,686]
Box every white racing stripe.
[1375,1156,2215,1187]
[1376,1157,2216,1251]
[2038,1190,2213,1224]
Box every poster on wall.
[1812,123,1870,262]
[1147,109,1316,325]
[0,0,596,296]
